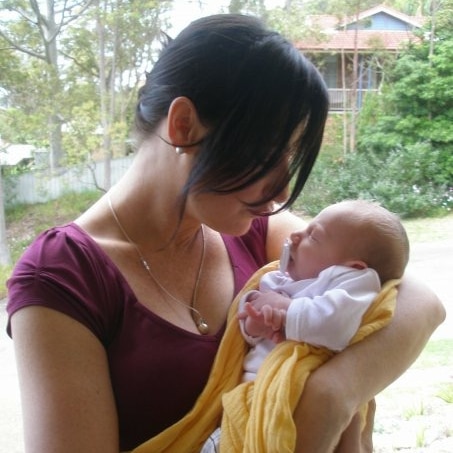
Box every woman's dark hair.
[135,14,329,211]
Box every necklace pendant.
[196,319,210,335]
[108,196,210,336]
[192,305,209,334]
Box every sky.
[166,0,286,35]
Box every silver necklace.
[107,195,209,335]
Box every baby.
[239,199,410,381]
[201,199,409,451]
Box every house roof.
[0,143,35,166]
[340,4,424,29]
[298,29,420,52]
[296,3,424,52]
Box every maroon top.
[7,218,268,450]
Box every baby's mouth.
[279,238,292,273]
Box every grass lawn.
[374,337,453,452]
[415,338,453,369]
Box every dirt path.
[373,239,453,452]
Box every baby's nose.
[290,230,303,244]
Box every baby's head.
[287,200,409,283]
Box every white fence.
[6,156,134,206]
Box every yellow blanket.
[132,261,398,453]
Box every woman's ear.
[167,97,207,149]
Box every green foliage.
[62,100,101,165]
[0,41,26,97]
[269,0,452,217]
[6,190,100,257]
[1,0,167,169]
[0,108,47,146]
[296,140,452,218]
[0,265,11,296]
[0,54,59,145]
[309,4,453,218]
[1,190,101,298]
[437,383,453,404]
[266,1,320,41]
[228,0,267,16]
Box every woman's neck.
[110,149,200,250]
[78,138,201,253]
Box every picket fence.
[7,156,134,206]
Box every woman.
[7,14,444,453]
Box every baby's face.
[285,205,354,280]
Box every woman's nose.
[273,185,290,205]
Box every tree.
[358,1,453,151]
[354,0,453,214]
[266,1,322,41]
[228,0,266,16]
[63,0,169,189]
[0,0,95,170]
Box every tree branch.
[0,30,46,60]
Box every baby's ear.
[343,260,368,270]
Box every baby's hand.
[238,301,268,338]
[239,297,289,343]
[260,304,287,343]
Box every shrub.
[296,143,452,218]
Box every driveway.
[0,301,23,453]
[1,239,452,452]
[405,240,453,340]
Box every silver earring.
[175,146,184,155]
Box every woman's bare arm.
[293,274,446,452]
[11,306,120,453]
[267,212,445,452]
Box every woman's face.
[187,163,290,236]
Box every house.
[0,142,36,166]
[296,4,424,111]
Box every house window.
[323,56,338,88]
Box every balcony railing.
[328,88,379,111]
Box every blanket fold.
[132,261,398,453]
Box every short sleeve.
[6,224,125,344]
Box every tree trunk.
[349,1,360,154]
[427,0,437,122]
[97,2,112,190]
[0,169,11,266]
[46,0,64,170]
[49,112,63,170]
[341,49,348,156]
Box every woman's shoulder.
[7,223,128,343]
[9,223,118,281]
